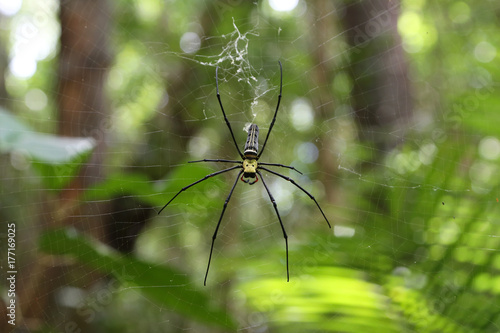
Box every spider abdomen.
[244,124,259,158]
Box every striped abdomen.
[244,124,259,158]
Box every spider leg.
[157,165,240,215]
[257,170,289,282]
[259,166,331,228]
[258,61,282,159]
[205,170,243,286]
[189,159,241,164]
[216,66,244,159]
[258,162,303,175]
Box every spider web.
[1,0,500,332]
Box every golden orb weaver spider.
[158,61,331,285]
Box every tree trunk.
[19,1,112,330]
[343,0,412,154]
[309,0,339,204]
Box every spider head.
[242,159,258,184]
[243,159,257,173]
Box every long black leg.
[259,166,331,228]
[257,170,289,282]
[205,170,243,285]
[216,66,244,159]
[258,60,282,159]
[189,159,241,164]
[258,162,302,175]
[157,165,240,214]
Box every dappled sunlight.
[241,267,398,331]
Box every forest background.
[1,0,500,332]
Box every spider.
[158,61,331,285]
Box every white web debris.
[179,17,259,87]
[172,17,280,125]
[243,122,253,133]
[216,18,259,86]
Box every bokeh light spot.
[25,89,48,111]
[296,142,319,164]
[478,137,500,160]
[269,0,299,12]
[290,98,314,132]
[474,41,496,63]
[180,32,201,54]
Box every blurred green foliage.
[1,0,500,332]
[39,227,236,329]
[0,108,95,189]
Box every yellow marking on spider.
[243,159,257,173]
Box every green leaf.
[84,162,227,209]
[38,227,236,329]
[0,108,95,189]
